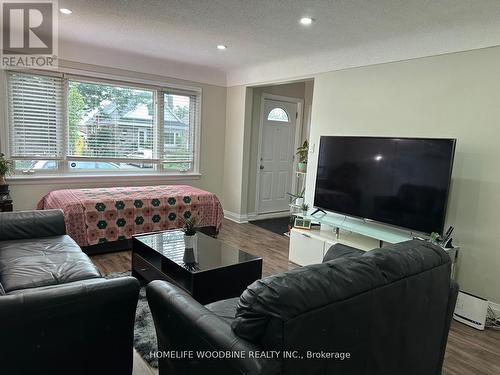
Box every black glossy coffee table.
[132,230,262,304]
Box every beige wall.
[222,86,253,216]
[2,60,227,210]
[305,46,500,303]
[303,80,315,139]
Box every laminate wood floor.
[91,218,500,375]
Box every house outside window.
[165,132,176,146]
[5,71,201,176]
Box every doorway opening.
[248,79,314,220]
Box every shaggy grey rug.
[105,272,158,368]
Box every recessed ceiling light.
[217,44,227,50]
[59,8,72,15]
[300,17,313,25]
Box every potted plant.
[301,203,309,216]
[286,191,304,206]
[430,232,441,244]
[182,217,198,250]
[296,140,309,173]
[0,153,13,193]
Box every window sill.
[7,172,202,185]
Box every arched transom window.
[267,107,289,122]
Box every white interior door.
[258,99,298,214]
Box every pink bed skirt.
[37,185,224,247]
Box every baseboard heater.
[453,291,489,330]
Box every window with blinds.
[5,71,201,175]
[7,72,64,159]
[163,91,199,172]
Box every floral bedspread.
[37,185,224,247]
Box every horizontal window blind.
[163,90,200,170]
[7,72,64,159]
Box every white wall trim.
[7,173,202,186]
[246,212,257,221]
[261,93,304,105]
[223,210,249,223]
[248,211,290,221]
[226,210,290,224]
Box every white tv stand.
[289,212,412,265]
[288,212,459,278]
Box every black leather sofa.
[147,239,458,375]
[0,210,140,375]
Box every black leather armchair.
[147,239,458,375]
[0,210,140,375]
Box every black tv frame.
[312,136,456,235]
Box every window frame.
[3,69,202,179]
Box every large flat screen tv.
[314,136,456,235]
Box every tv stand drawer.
[289,229,325,266]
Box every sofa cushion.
[0,235,101,293]
[0,282,4,295]
[0,235,82,259]
[205,297,239,324]
[0,209,66,240]
[231,239,450,345]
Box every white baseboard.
[247,212,257,221]
[249,211,290,221]
[223,210,249,223]
[224,210,290,223]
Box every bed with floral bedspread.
[37,185,224,247]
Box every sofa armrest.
[323,243,365,262]
[0,209,66,240]
[0,276,139,375]
[147,280,281,375]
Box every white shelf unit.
[301,212,413,244]
[288,212,459,278]
[287,170,307,213]
[289,226,379,266]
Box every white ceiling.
[58,0,500,86]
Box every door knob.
[260,165,264,170]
